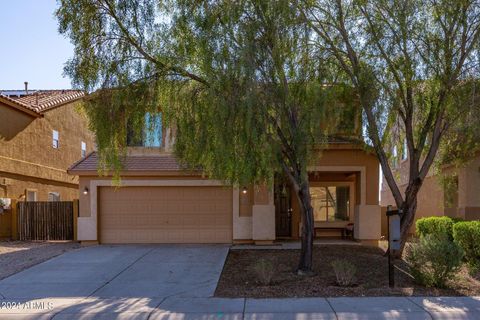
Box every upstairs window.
[81,141,87,157]
[52,130,59,148]
[143,113,163,147]
[392,146,398,169]
[401,139,408,161]
[127,113,163,147]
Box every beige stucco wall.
[252,185,275,242]
[78,175,273,243]
[310,147,379,205]
[0,101,95,201]
[381,154,480,232]
[457,156,480,219]
[0,174,79,202]
[0,105,35,141]
[290,146,380,239]
[381,175,444,233]
[76,145,379,243]
[354,205,381,240]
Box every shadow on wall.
[0,105,35,141]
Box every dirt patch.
[0,241,80,280]
[215,245,480,297]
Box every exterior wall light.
[242,186,248,194]
[83,187,89,195]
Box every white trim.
[307,166,367,205]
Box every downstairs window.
[310,185,350,222]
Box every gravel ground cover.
[216,245,480,297]
[0,241,80,280]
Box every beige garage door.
[99,186,232,244]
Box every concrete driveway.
[0,244,229,300]
[0,244,233,319]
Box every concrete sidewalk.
[1,296,479,319]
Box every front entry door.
[275,183,292,237]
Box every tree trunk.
[296,182,315,274]
[396,199,417,257]
[280,161,314,273]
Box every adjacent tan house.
[381,145,480,233]
[0,87,95,202]
[69,115,381,245]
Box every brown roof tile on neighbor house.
[69,152,187,172]
[0,89,85,113]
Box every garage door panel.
[99,186,232,243]
[101,228,232,244]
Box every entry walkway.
[1,296,479,319]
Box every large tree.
[57,0,350,272]
[301,0,480,253]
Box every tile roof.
[69,152,188,173]
[0,89,85,114]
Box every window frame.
[81,141,87,158]
[392,145,398,169]
[401,139,408,161]
[26,189,37,201]
[126,112,163,148]
[48,192,60,202]
[310,181,355,223]
[52,130,59,149]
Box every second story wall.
[0,101,95,186]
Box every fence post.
[11,200,18,240]
[73,199,79,241]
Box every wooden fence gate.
[17,201,75,240]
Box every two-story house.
[69,108,381,245]
[0,87,95,202]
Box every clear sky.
[0,1,73,89]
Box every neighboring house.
[0,87,95,202]
[69,111,381,245]
[380,142,480,233]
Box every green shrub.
[331,259,356,286]
[416,216,455,240]
[404,234,464,288]
[453,221,480,273]
[253,258,276,285]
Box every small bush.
[453,221,480,274]
[253,258,276,285]
[331,259,356,286]
[416,216,455,240]
[404,234,464,288]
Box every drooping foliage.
[57,0,177,173]
[300,0,480,253]
[57,0,346,184]
[57,0,355,271]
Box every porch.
[273,168,381,245]
[232,145,382,245]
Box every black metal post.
[388,240,394,288]
[386,205,394,288]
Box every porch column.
[252,184,275,244]
[354,168,381,244]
